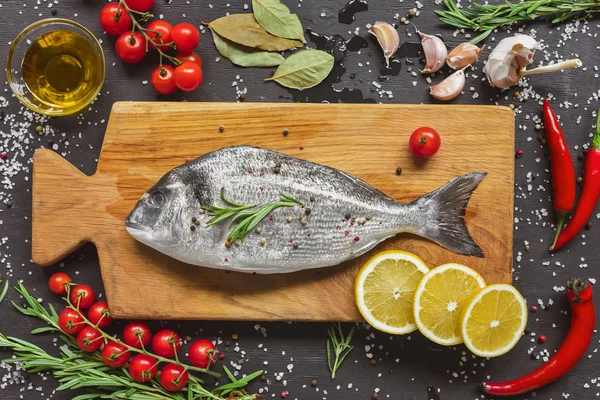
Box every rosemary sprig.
[0,276,8,304]
[1,282,262,399]
[202,188,304,244]
[436,0,600,44]
[326,323,354,380]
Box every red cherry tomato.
[87,301,112,329]
[76,326,103,353]
[129,354,158,383]
[69,284,95,309]
[152,329,181,358]
[48,272,71,295]
[99,3,132,36]
[124,0,155,12]
[171,23,200,53]
[176,52,203,68]
[159,363,188,392]
[174,62,203,92]
[115,31,146,64]
[188,339,216,369]
[58,308,84,334]
[102,341,130,368]
[151,65,178,95]
[409,127,441,158]
[123,321,151,349]
[146,20,173,50]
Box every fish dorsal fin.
[335,169,395,201]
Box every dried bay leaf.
[211,29,284,67]
[265,49,334,89]
[208,14,303,52]
[252,0,305,42]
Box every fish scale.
[126,146,486,273]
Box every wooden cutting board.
[32,102,514,321]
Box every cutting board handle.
[32,149,105,266]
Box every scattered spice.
[283,128,289,136]
[292,243,299,249]
[370,359,377,365]
[190,225,196,231]
[219,353,226,360]
[538,335,547,344]
[260,238,267,246]
[35,125,43,133]
[344,213,351,220]
[301,218,307,225]
[515,150,523,158]
[232,333,239,340]
[577,176,583,184]
[395,167,402,176]
[305,208,311,215]
[274,162,282,174]
[366,215,372,221]
[281,392,287,399]
[371,393,379,400]
[192,217,197,223]
[310,379,318,387]
[353,236,360,242]
[531,305,537,312]
[287,216,293,223]
[219,124,225,132]
[586,222,592,230]
[51,8,58,16]
[256,226,263,234]
[238,93,246,101]
[237,359,245,365]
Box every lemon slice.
[354,250,429,334]
[413,263,486,345]
[460,284,527,357]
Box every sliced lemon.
[460,284,527,358]
[354,250,429,334]
[413,263,486,346]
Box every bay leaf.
[265,49,334,89]
[208,14,303,52]
[211,29,284,67]
[252,0,305,42]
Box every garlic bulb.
[430,69,466,101]
[484,34,582,89]
[447,43,483,70]
[419,32,447,74]
[369,22,400,68]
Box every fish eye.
[150,190,166,207]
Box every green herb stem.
[326,323,354,380]
[436,0,600,44]
[202,188,304,244]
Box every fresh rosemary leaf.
[31,326,59,335]
[326,323,354,379]
[0,278,8,304]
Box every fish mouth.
[125,217,154,244]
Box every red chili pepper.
[551,109,600,251]
[481,278,595,396]
[543,100,576,249]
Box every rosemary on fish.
[436,0,600,44]
[202,188,304,244]
[326,323,354,380]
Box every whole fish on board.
[126,146,486,273]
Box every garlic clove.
[419,32,447,74]
[446,42,483,70]
[369,21,400,68]
[430,69,466,101]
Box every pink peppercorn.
[281,392,287,399]
[0,153,6,159]
[219,353,225,360]
[354,236,360,241]
[531,305,538,312]
[538,335,547,343]
[515,150,523,158]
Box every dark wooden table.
[1,1,598,399]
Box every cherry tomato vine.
[100,0,203,94]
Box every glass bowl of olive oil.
[7,19,106,116]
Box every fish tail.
[409,172,487,258]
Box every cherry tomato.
[124,0,154,12]
[159,363,188,392]
[152,329,181,358]
[87,301,112,329]
[409,126,441,158]
[146,20,172,50]
[102,341,130,368]
[48,272,71,295]
[58,308,84,334]
[129,354,158,383]
[99,3,132,36]
[151,65,177,95]
[115,31,146,64]
[176,51,203,68]
[174,62,203,92]
[123,321,151,349]
[171,23,200,53]
[76,326,103,353]
[188,339,216,369]
[69,284,95,309]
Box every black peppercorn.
[283,128,289,136]
[344,213,351,220]
[396,167,402,176]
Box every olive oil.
[22,30,104,111]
